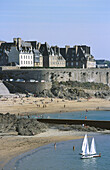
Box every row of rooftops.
[0,37,95,61]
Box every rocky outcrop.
[95,91,110,98]
[2,80,110,100]
[0,113,17,133]
[36,81,110,100]
[0,113,47,136]
[16,118,47,136]
[36,81,91,100]
[56,124,103,132]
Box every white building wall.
[19,52,34,67]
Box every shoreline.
[1,129,109,169]
[1,130,84,169]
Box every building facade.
[0,38,96,69]
[33,49,43,67]
[40,43,66,67]
[8,46,34,67]
[60,45,96,68]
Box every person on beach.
[85,116,87,120]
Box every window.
[28,56,30,59]
[28,61,30,64]
[24,55,25,59]
[21,61,23,64]
[31,61,32,64]
[71,62,73,66]
[21,55,22,59]
[26,56,27,59]
[76,62,78,66]
[24,61,25,64]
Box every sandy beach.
[0,96,110,115]
[0,96,110,169]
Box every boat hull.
[81,154,101,159]
[93,154,101,158]
[81,155,93,159]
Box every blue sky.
[0,0,110,60]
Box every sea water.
[38,110,110,121]
[5,133,110,170]
[4,111,110,170]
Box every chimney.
[54,46,56,54]
[17,38,21,49]
[58,47,60,56]
[75,45,78,54]
[37,42,41,50]
[13,38,17,45]
[65,45,70,55]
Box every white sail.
[90,138,96,155]
[82,134,89,155]
[82,134,87,152]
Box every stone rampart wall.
[4,82,52,94]
[0,68,110,86]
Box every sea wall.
[38,118,110,130]
[0,67,110,88]
[3,81,52,94]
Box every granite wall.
[0,68,110,91]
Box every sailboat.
[90,137,101,158]
[90,137,96,155]
[81,135,101,159]
[81,134,93,159]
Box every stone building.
[8,46,34,67]
[0,38,42,67]
[40,42,66,67]
[7,38,34,67]
[0,40,14,66]
[0,38,95,69]
[60,45,96,68]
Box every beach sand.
[0,96,110,168]
[0,96,110,115]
